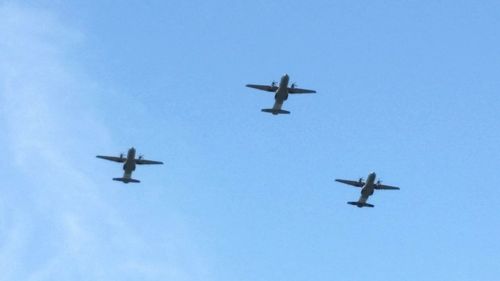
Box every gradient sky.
[1,1,499,280]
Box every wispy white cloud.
[0,3,211,280]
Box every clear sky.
[1,1,499,280]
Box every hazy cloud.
[0,3,210,280]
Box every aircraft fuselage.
[123,147,137,174]
[249,73,315,115]
[274,74,290,102]
[115,147,138,183]
[268,74,291,114]
[361,172,377,197]
[351,172,377,207]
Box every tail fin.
[261,108,290,115]
[347,201,374,208]
[113,177,140,183]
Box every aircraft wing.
[335,179,364,187]
[136,159,163,165]
[288,87,316,94]
[96,155,126,163]
[246,84,278,92]
[375,184,400,190]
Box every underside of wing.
[375,184,400,190]
[288,87,316,94]
[96,155,126,163]
[136,159,163,165]
[335,179,364,187]
[246,84,278,92]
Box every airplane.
[96,147,163,183]
[246,74,316,115]
[335,172,399,208]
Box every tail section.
[347,201,375,208]
[261,108,290,115]
[113,177,140,184]
[262,101,290,115]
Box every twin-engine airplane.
[96,147,163,183]
[246,74,316,115]
[335,172,399,208]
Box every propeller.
[138,155,144,160]
[376,180,382,185]
[271,81,277,87]
[119,153,124,158]
[291,82,297,88]
[359,177,364,183]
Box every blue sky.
[1,1,499,280]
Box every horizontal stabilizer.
[261,108,290,115]
[113,177,140,184]
[347,201,374,208]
